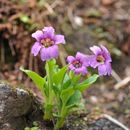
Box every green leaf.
[69,70,74,79]
[53,65,67,86]
[65,91,83,115]
[53,113,61,118]
[62,79,71,90]
[71,74,81,86]
[53,84,60,94]
[24,127,30,130]
[66,90,82,107]
[75,74,99,92]
[62,72,80,90]
[20,14,31,23]
[43,82,49,97]
[20,67,45,91]
[31,127,38,130]
[60,87,74,105]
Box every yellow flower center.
[72,60,82,68]
[41,38,54,48]
[96,55,105,63]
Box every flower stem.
[44,104,53,120]
[54,117,65,130]
[54,105,67,130]
[44,60,53,120]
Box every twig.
[1,43,5,64]
[0,23,11,30]
[103,114,130,130]
[8,13,21,22]
[114,76,130,89]
[18,71,23,81]
[41,0,62,16]
[59,45,68,66]
[9,40,16,56]
[29,52,33,71]
[51,0,62,8]
[44,2,54,14]
[34,57,39,73]
[67,7,76,29]
[111,69,122,82]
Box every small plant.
[24,127,38,130]
[24,121,39,130]
[21,26,112,130]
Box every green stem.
[54,117,65,130]
[44,104,53,120]
[44,60,53,120]
[46,61,52,97]
[54,105,67,130]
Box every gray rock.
[0,83,33,130]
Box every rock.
[88,118,124,130]
[0,83,33,130]
[62,113,128,130]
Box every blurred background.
[0,0,130,128]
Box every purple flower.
[31,27,65,61]
[89,45,112,76]
[67,52,89,75]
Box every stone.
[0,83,33,130]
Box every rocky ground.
[0,82,128,130]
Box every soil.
[29,112,126,130]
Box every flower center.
[72,60,82,68]
[96,55,105,63]
[41,38,54,48]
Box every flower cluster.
[22,26,112,130]
[67,46,112,76]
[31,26,112,76]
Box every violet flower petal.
[88,55,100,68]
[48,45,59,58]
[76,52,89,66]
[98,62,112,76]
[40,48,49,61]
[98,64,107,76]
[32,30,43,41]
[105,62,112,76]
[40,45,58,61]
[43,26,55,33]
[90,46,101,55]
[69,64,75,70]
[75,66,87,75]
[42,27,55,39]
[100,45,112,62]
[55,35,65,44]
[31,42,42,56]
[67,56,75,63]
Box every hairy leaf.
[75,74,99,92]
[20,67,45,91]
